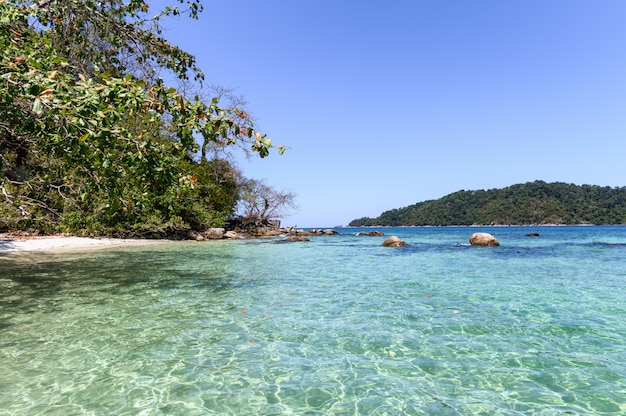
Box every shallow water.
[1,226,625,415]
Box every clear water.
[1,226,626,415]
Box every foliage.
[349,181,626,226]
[26,0,205,81]
[184,158,240,226]
[0,0,286,236]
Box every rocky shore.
[183,227,339,241]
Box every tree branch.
[1,180,29,217]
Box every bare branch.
[1,180,29,217]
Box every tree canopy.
[349,181,626,226]
[0,0,286,236]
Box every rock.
[204,228,225,239]
[382,236,407,247]
[256,229,283,237]
[224,231,241,239]
[277,236,310,243]
[469,232,500,246]
[287,235,309,242]
[525,232,540,237]
[288,229,338,236]
[186,230,205,241]
[356,230,384,236]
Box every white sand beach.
[0,235,166,253]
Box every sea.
[1,226,625,415]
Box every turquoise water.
[1,226,626,415]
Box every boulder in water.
[382,236,407,247]
[469,232,500,246]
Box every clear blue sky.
[160,0,626,227]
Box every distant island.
[349,181,626,226]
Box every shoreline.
[0,234,169,254]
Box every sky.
[158,0,626,227]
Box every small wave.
[591,241,626,246]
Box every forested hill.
[349,181,626,226]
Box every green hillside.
[349,181,626,226]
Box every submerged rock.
[276,236,310,243]
[382,236,407,247]
[469,232,500,246]
[356,230,385,236]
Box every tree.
[0,0,284,235]
[28,0,205,81]
[237,178,297,223]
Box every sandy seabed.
[0,234,167,254]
